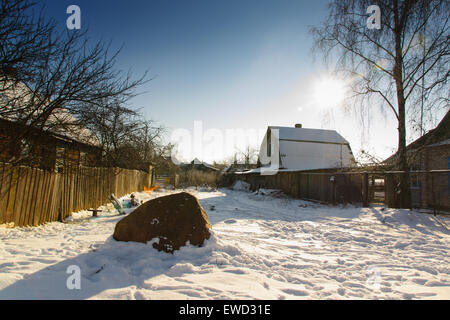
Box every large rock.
[113,192,212,253]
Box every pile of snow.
[0,188,449,299]
[232,180,250,192]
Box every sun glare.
[313,76,347,109]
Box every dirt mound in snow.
[113,192,212,253]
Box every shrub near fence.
[0,163,152,227]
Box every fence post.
[148,165,153,188]
[173,174,179,189]
[6,166,20,225]
[363,172,369,207]
[330,175,336,205]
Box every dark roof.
[384,109,450,165]
[1,80,101,148]
[180,162,219,172]
[405,109,450,151]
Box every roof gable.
[406,109,450,150]
[268,126,349,145]
[1,80,101,147]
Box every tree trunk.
[393,0,412,209]
[397,103,412,209]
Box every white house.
[258,124,355,171]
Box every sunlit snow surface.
[0,187,449,299]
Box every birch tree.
[311,0,449,208]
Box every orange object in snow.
[144,185,159,194]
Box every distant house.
[258,124,355,171]
[0,80,102,171]
[385,110,450,210]
[180,158,219,173]
[223,163,258,174]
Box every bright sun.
[313,77,347,109]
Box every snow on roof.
[268,126,349,145]
[427,139,450,147]
[1,80,101,147]
[47,108,101,147]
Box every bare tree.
[78,97,166,171]
[236,145,259,165]
[0,0,149,167]
[311,0,449,208]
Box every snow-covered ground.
[0,187,449,300]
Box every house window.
[267,130,271,157]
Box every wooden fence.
[233,170,365,205]
[230,169,450,211]
[0,163,153,227]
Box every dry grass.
[179,169,220,188]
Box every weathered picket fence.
[0,163,152,227]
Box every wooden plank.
[100,167,104,206]
[6,166,20,225]
[30,169,41,226]
[87,167,92,209]
[29,168,42,226]
[34,169,47,226]
[74,167,79,212]
[34,168,46,226]
[23,167,36,227]
[98,168,102,207]
[77,168,81,210]
[60,169,65,221]
[48,172,59,222]
[65,168,69,218]
[15,167,30,227]
[36,169,47,225]
[19,167,33,227]
[0,163,9,224]
[38,170,51,225]
[65,169,70,219]
[95,167,99,208]
[80,167,84,211]
[58,171,65,222]
[84,167,88,209]
[73,168,78,213]
[50,173,61,222]
[39,170,50,224]
[99,167,104,205]
[86,167,91,209]
[30,168,43,226]
[71,168,76,216]
[68,169,75,219]
[64,168,69,220]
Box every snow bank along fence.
[231,169,450,212]
[0,163,153,227]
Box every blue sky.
[42,0,402,163]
